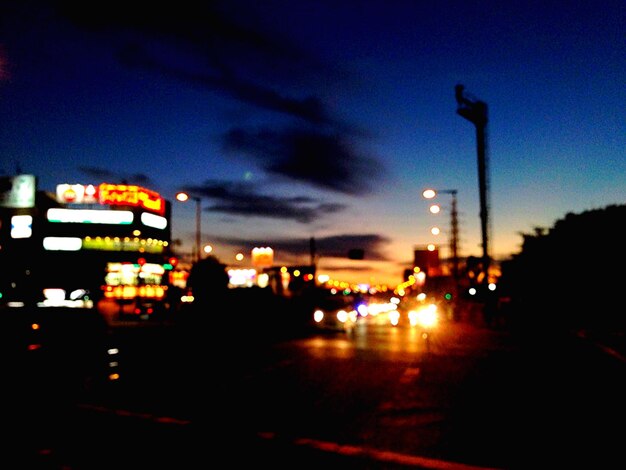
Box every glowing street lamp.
[422,189,436,199]
[429,204,441,214]
[176,191,201,263]
[422,188,460,289]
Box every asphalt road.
[9,310,626,469]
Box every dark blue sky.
[1,0,624,286]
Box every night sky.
[1,0,624,286]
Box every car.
[311,295,359,332]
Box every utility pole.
[455,84,491,288]
[310,236,317,267]
[449,190,460,288]
[422,188,460,297]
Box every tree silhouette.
[186,255,229,306]
[499,204,625,332]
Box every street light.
[422,188,460,289]
[455,84,491,288]
[175,191,201,263]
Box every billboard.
[0,174,36,208]
[55,183,166,215]
[414,246,440,276]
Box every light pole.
[422,188,460,291]
[175,192,201,263]
[455,84,490,288]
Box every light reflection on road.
[303,317,446,356]
[302,336,356,359]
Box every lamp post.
[422,188,459,290]
[175,192,201,263]
[455,84,490,288]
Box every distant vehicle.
[131,298,165,319]
[312,294,359,332]
[115,297,168,320]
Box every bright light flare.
[336,310,348,323]
[175,192,190,202]
[416,304,438,329]
[348,310,358,322]
[314,310,324,323]
[389,310,400,326]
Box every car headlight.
[314,310,324,323]
[336,310,348,323]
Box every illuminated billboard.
[56,184,98,204]
[0,174,36,208]
[251,247,274,268]
[56,183,166,215]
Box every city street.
[2,5,622,469]
[11,309,626,469]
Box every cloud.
[211,232,391,261]
[56,1,319,80]
[181,180,346,223]
[57,2,349,127]
[312,234,390,260]
[118,43,340,127]
[61,2,385,205]
[222,127,383,195]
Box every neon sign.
[56,184,98,204]
[56,183,165,215]
[99,184,165,215]
[47,208,134,224]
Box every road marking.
[77,404,500,469]
[258,433,503,470]
[576,331,626,363]
[77,403,192,425]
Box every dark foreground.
[4,303,626,469]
